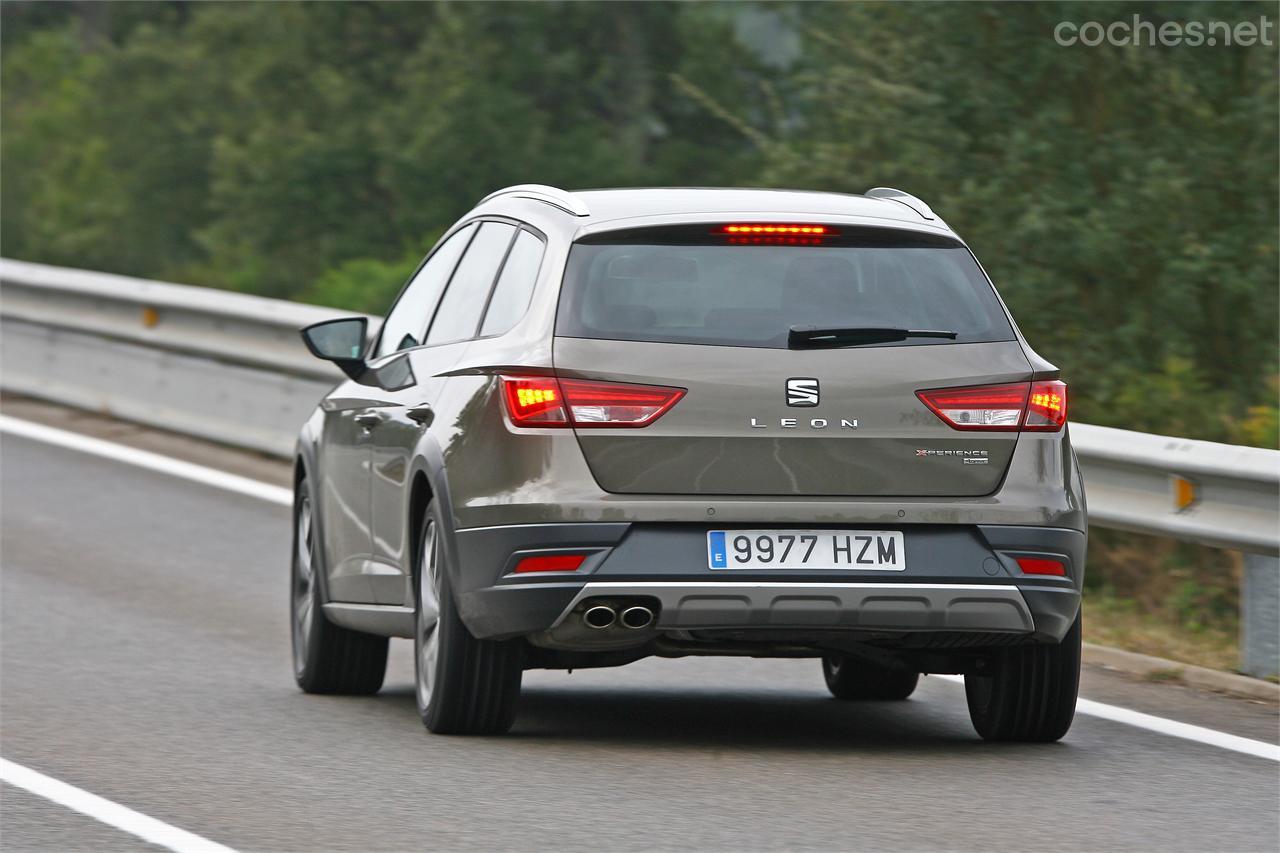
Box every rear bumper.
[454,522,1084,643]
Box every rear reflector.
[514,554,587,573]
[916,380,1067,432]
[1016,557,1066,576]
[501,375,685,428]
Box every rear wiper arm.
[788,326,959,349]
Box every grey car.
[293,185,1085,741]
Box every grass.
[1144,667,1187,683]
[1080,528,1244,673]
[1084,591,1240,673]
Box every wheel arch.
[293,421,332,603]
[407,437,462,591]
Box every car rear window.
[556,226,1015,349]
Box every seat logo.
[786,378,820,407]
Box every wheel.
[822,655,919,700]
[415,500,523,734]
[291,477,388,694]
[964,612,1081,742]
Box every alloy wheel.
[291,493,316,676]
[415,519,442,713]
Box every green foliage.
[683,1,1279,444]
[300,252,424,316]
[2,1,1276,445]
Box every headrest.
[605,253,698,283]
[597,305,658,331]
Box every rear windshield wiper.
[787,326,959,349]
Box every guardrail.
[2,257,1276,676]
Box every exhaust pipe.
[619,606,655,630]
[583,605,616,629]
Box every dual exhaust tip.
[584,604,654,631]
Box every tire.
[964,612,1081,742]
[822,655,919,700]
[415,500,523,735]
[291,477,388,695]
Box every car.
[292,184,1086,741]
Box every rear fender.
[406,434,465,594]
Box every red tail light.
[501,375,685,428]
[916,383,1028,431]
[1024,380,1068,431]
[916,380,1067,432]
[502,377,568,426]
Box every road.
[2,418,1278,852]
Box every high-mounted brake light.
[717,224,836,235]
[501,375,685,428]
[715,224,838,245]
[916,380,1068,432]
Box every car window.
[557,228,1014,349]
[479,229,545,337]
[376,223,476,358]
[424,221,516,346]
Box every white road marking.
[1,758,238,853]
[3,415,1278,762]
[0,415,290,505]
[932,675,1279,761]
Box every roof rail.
[477,184,590,217]
[865,187,937,221]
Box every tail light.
[916,380,1067,432]
[1024,380,1068,431]
[502,375,685,428]
[501,377,568,425]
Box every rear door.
[364,220,520,603]
[552,223,1033,497]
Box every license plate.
[707,530,906,571]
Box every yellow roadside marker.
[1171,474,1197,512]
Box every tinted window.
[557,230,1014,349]
[480,229,545,337]
[376,224,475,358]
[425,222,516,346]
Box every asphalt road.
[2,425,1278,852]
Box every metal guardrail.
[0,259,358,457]
[2,258,1277,675]
[1071,423,1279,555]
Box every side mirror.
[301,317,368,380]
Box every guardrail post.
[1241,553,1279,678]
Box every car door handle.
[407,405,433,426]
[354,412,385,430]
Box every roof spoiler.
[865,187,937,221]
[477,184,590,217]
